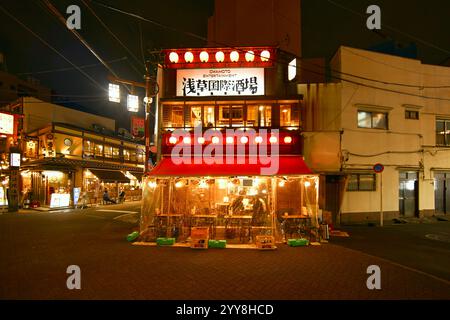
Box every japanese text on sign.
[177,68,264,97]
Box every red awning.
[148,156,313,177]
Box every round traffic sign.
[373,163,384,173]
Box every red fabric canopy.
[148,156,313,177]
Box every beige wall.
[22,97,115,133]
[302,46,450,221]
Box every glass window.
[171,106,184,128]
[280,105,297,127]
[347,174,376,191]
[204,106,215,128]
[137,149,145,163]
[217,105,230,127]
[230,106,244,127]
[372,112,387,129]
[123,149,131,161]
[104,146,112,158]
[83,140,94,157]
[405,110,419,120]
[357,111,372,128]
[358,111,388,129]
[112,147,120,159]
[189,106,202,128]
[259,105,271,127]
[130,150,137,162]
[94,144,103,157]
[246,105,258,127]
[436,120,449,146]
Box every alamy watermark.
[66,265,81,290]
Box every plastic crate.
[208,240,226,249]
[156,237,175,246]
[126,231,140,242]
[287,238,309,247]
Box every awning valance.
[89,169,130,183]
[130,171,144,181]
[148,156,313,177]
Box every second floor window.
[358,111,388,129]
[436,119,450,146]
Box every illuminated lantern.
[215,51,225,62]
[169,52,179,63]
[284,136,293,144]
[260,50,270,62]
[197,137,205,144]
[183,136,191,144]
[169,136,178,144]
[245,50,255,62]
[199,51,209,62]
[184,51,194,63]
[230,51,239,62]
[240,136,248,144]
[212,136,220,144]
[255,136,263,144]
[269,136,278,144]
[226,136,234,144]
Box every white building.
[301,46,450,224]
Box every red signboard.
[131,116,145,138]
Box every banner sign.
[131,116,145,138]
[0,112,14,135]
[176,68,265,97]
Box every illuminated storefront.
[140,47,320,247]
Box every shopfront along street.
[1,0,450,303]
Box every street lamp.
[107,61,159,174]
[127,94,139,112]
[108,83,120,103]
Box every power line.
[42,0,124,87]
[327,0,450,56]
[17,57,128,76]
[81,0,144,77]
[0,5,106,92]
[92,0,450,102]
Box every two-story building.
[3,97,145,209]
[140,47,320,246]
[302,46,450,224]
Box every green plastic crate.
[208,240,227,249]
[288,238,309,247]
[126,231,140,242]
[157,237,175,246]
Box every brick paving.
[0,211,449,300]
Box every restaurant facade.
[140,47,320,247]
[2,98,145,209]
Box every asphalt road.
[332,221,450,281]
[0,203,449,300]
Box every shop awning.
[130,171,144,181]
[89,169,130,183]
[148,156,313,177]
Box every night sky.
[0,0,449,131]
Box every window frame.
[357,110,388,130]
[346,173,377,192]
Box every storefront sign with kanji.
[176,68,264,97]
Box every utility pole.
[108,63,159,173]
